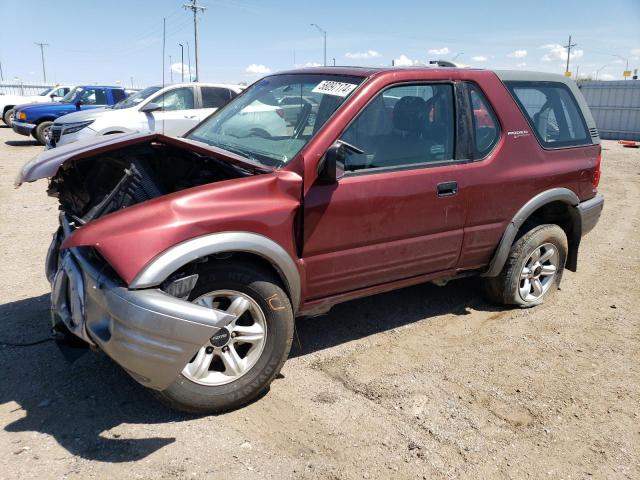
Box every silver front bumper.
[47,218,234,390]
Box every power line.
[34,42,49,83]
[183,0,206,82]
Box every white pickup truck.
[1,85,73,127]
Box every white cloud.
[540,43,583,62]
[599,73,615,81]
[428,47,449,55]
[507,49,527,58]
[612,58,625,64]
[170,62,194,78]
[345,50,382,59]
[394,54,417,66]
[517,62,527,68]
[303,62,322,67]
[471,56,487,62]
[245,64,271,75]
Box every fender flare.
[482,188,580,277]
[129,231,301,311]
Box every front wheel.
[154,261,294,413]
[35,121,53,145]
[483,224,567,307]
[3,108,15,127]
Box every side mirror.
[317,140,364,183]
[318,142,346,184]
[75,100,83,109]
[140,102,161,113]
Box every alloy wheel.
[182,290,268,386]
[518,242,559,302]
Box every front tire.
[35,121,53,145]
[483,224,567,307]
[154,261,294,413]
[3,108,15,127]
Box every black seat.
[372,96,432,168]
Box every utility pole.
[310,24,327,66]
[564,35,577,76]
[0,60,4,81]
[184,0,206,82]
[35,42,49,83]
[178,43,185,82]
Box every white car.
[49,83,243,148]
[1,85,73,126]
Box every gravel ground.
[0,126,638,480]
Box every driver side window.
[340,83,455,172]
[156,88,195,111]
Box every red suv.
[17,67,604,413]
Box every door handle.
[184,115,197,119]
[437,181,458,197]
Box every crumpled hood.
[15,132,273,187]
[54,107,110,124]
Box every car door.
[145,86,198,136]
[77,87,110,110]
[198,86,235,121]
[302,82,469,299]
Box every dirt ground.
[0,125,638,480]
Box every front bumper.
[47,216,234,390]
[12,120,36,136]
[577,195,604,236]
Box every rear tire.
[3,108,14,127]
[35,121,53,145]
[483,224,567,307]
[154,261,294,413]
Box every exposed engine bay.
[47,142,250,224]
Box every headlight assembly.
[61,120,94,135]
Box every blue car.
[12,85,128,144]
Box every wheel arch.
[2,105,15,115]
[483,188,581,277]
[129,231,301,312]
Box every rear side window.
[506,82,589,148]
[466,83,499,158]
[111,89,126,103]
[201,87,232,108]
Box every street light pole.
[187,41,192,81]
[451,52,464,61]
[178,43,185,82]
[612,54,629,79]
[310,23,327,66]
[596,64,609,81]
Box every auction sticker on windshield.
[312,80,358,97]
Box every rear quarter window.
[505,81,590,149]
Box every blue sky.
[1,0,639,87]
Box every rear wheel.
[3,108,15,127]
[483,224,567,307]
[154,261,294,413]
[35,121,53,145]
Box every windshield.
[39,88,53,96]
[113,86,161,109]
[187,74,364,167]
[61,87,81,103]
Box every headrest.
[393,96,427,133]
